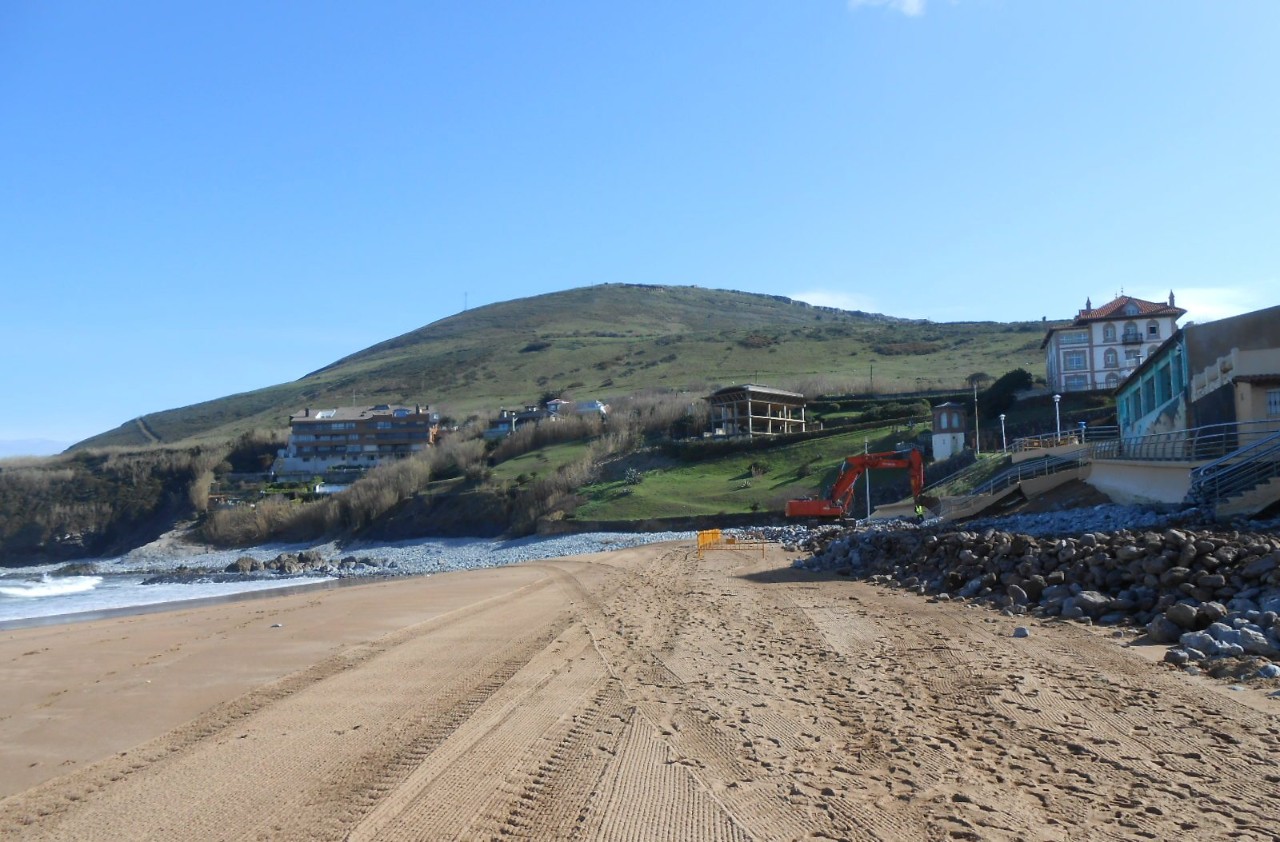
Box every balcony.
[1121,332,1143,344]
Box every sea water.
[0,531,694,628]
[0,572,335,626]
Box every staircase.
[1187,430,1280,517]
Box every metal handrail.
[1187,430,1280,506]
[1192,428,1280,479]
[922,454,1008,496]
[1011,425,1118,453]
[1094,419,1280,463]
[966,450,1088,497]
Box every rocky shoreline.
[43,531,698,585]
[771,507,1280,690]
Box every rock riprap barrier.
[799,524,1280,682]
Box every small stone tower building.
[931,402,968,461]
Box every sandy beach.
[2,539,1279,840]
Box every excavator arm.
[785,448,924,518]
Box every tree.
[965,371,994,389]
[978,368,1035,419]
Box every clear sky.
[2,1,1277,451]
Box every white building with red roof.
[1040,293,1186,392]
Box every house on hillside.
[546,398,610,419]
[1041,293,1186,393]
[485,398,611,440]
[273,404,441,475]
[483,405,548,440]
[705,384,808,438]
[1116,304,1280,441]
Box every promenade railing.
[1010,425,1118,454]
[1092,420,1280,463]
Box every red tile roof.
[1074,295,1185,323]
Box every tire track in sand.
[0,576,567,841]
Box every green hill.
[76,284,1053,449]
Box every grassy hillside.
[76,284,1055,449]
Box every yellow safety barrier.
[696,529,769,558]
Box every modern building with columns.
[705,384,809,437]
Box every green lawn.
[575,426,910,520]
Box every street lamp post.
[1053,394,1062,443]
[864,439,871,520]
[973,381,980,456]
[999,413,1007,453]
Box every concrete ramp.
[935,465,1089,522]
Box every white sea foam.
[0,574,336,624]
[0,574,102,599]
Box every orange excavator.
[786,448,926,518]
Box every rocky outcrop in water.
[220,551,390,576]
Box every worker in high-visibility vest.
[914,502,926,523]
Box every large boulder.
[1146,615,1183,644]
[225,556,257,574]
[1070,590,1112,618]
[1165,602,1199,631]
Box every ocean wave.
[0,575,103,599]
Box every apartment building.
[273,404,440,475]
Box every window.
[1104,348,1118,368]
[1059,330,1089,346]
[1124,303,1140,316]
[1269,389,1280,417]
[1122,321,1140,342]
[1103,324,1116,342]
[1105,372,1120,389]
[1065,374,1089,391]
[1064,350,1087,371]
[1146,320,1160,338]
[1156,365,1172,404]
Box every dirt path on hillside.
[2,543,1279,840]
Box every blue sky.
[2,1,1277,450]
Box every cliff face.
[0,450,207,567]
